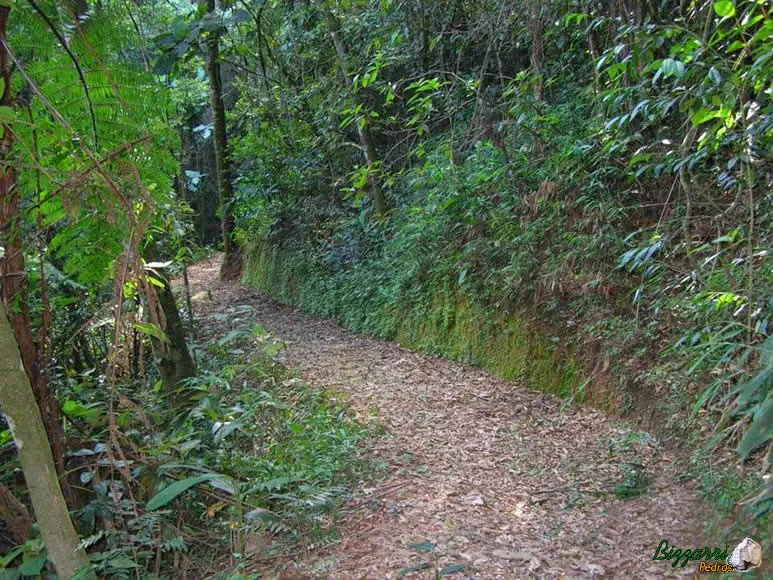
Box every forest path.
[187,256,708,579]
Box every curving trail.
[187,256,708,579]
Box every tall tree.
[204,0,242,279]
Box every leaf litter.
[184,256,709,578]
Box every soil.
[185,256,713,579]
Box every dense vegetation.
[0,0,769,577]
[226,0,771,525]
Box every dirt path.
[187,257,708,578]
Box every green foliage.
[146,473,231,510]
[0,537,48,579]
[613,462,651,499]
[226,0,770,528]
[1,0,770,575]
[60,323,370,576]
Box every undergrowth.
[1,320,371,578]
[241,131,770,532]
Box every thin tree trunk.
[529,0,544,100]
[205,0,242,279]
[0,304,94,578]
[182,263,195,338]
[152,274,197,400]
[326,10,388,217]
[175,128,197,338]
[143,248,197,404]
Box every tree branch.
[26,0,99,149]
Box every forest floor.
[186,256,713,579]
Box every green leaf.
[398,562,431,576]
[244,507,279,522]
[660,58,685,79]
[440,564,467,576]
[713,1,735,18]
[217,328,252,346]
[0,546,23,568]
[690,107,719,126]
[145,274,166,288]
[761,335,773,367]
[147,473,226,510]
[62,400,102,419]
[738,395,773,458]
[407,541,436,553]
[133,322,168,343]
[0,106,15,122]
[19,557,47,576]
[105,556,141,570]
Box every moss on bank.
[244,239,585,404]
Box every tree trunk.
[151,273,197,402]
[143,246,197,404]
[205,0,242,279]
[0,1,73,506]
[0,304,94,578]
[326,10,388,217]
[528,0,544,100]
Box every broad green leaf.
[738,395,773,458]
[660,58,685,79]
[19,557,47,576]
[0,106,15,122]
[691,108,719,126]
[145,274,166,288]
[133,322,168,343]
[713,1,735,18]
[147,473,226,510]
[761,335,773,367]
[0,546,24,568]
[105,556,141,570]
[62,400,102,419]
[71,565,97,580]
